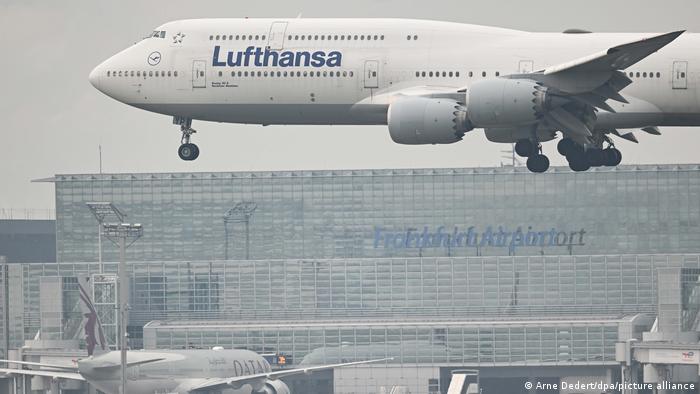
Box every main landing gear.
[515,138,550,173]
[174,116,199,161]
[557,137,622,172]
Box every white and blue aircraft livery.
[88,18,697,172]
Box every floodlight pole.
[102,222,142,394]
[118,235,127,394]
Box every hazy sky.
[2,0,700,211]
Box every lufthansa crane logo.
[147,51,162,66]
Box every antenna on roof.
[296,12,303,18]
[99,145,103,174]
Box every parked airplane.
[89,19,695,172]
[0,282,390,394]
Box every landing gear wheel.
[584,149,605,167]
[178,143,199,161]
[526,154,550,173]
[603,148,622,166]
[568,157,591,172]
[515,139,535,158]
[557,138,577,156]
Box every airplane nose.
[89,66,100,90]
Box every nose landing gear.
[174,116,199,161]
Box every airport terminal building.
[3,164,700,393]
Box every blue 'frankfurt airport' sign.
[373,226,586,252]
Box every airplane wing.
[0,359,78,371]
[189,358,393,392]
[508,30,683,144]
[0,368,85,381]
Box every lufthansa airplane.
[88,19,695,172]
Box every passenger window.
[107,71,111,77]
[413,35,418,40]
[629,72,634,78]
[354,35,358,40]
[482,71,486,77]
[341,35,345,40]
[374,35,378,40]
[495,71,500,76]
[231,71,235,77]
[323,71,327,77]
[136,71,140,77]
[301,35,305,40]
[238,71,242,77]
[149,71,153,77]
[657,72,661,78]
[321,35,325,40]
[255,35,260,40]
[209,35,213,40]
[288,35,292,40]
[343,71,347,77]
[262,35,266,40]
[456,72,460,77]
[449,71,453,77]
[295,35,299,40]
[442,71,446,77]
[236,35,240,40]
[407,35,411,40]
[307,35,312,40]
[222,35,227,40]
[229,35,233,40]
[129,71,133,77]
[415,71,419,77]
[283,71,288,77]
[216,35,220,40]
[636,72,640,77]
[681,72,686,78]
[277,71,281,77]
[118,71,122,77]
[381,35,385,40]
[330,71,335,77]
[200,71,204,77]
[160,31,166,38]
[297,71,301,77]
[421,71,426,77]
[218,71,223,77]
[361,35,365,40]
[303,71,308,77]
[264,71,268,77]
[314,35,319,40]
[643,72,647,78]
[257,71,262,77]
[334,35,338,40]
[174,71,178,77]
[244,71,249,77]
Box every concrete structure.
[3,164,700,393]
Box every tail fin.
[77,279,108,357]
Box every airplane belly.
[131,103,388,125]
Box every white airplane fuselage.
[89,18,700,131]
[78,349,272,394]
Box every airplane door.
[519,60,534,74]
[192,60,206,88]
[268,22,288,50]
[364,60,379,89]
[673,61,688,89]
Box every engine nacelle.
[467,79,551,127]
[387,97,472,145]
[253,380,291,394]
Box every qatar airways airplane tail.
[89,18,696,173]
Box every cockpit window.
[149,30,166,39]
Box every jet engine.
[467,79,561,127]
[253,380,291,394]
[387,97,472,144]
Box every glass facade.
[10,254,700,352]
[53,164,700,263]
[143,320,621,366]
